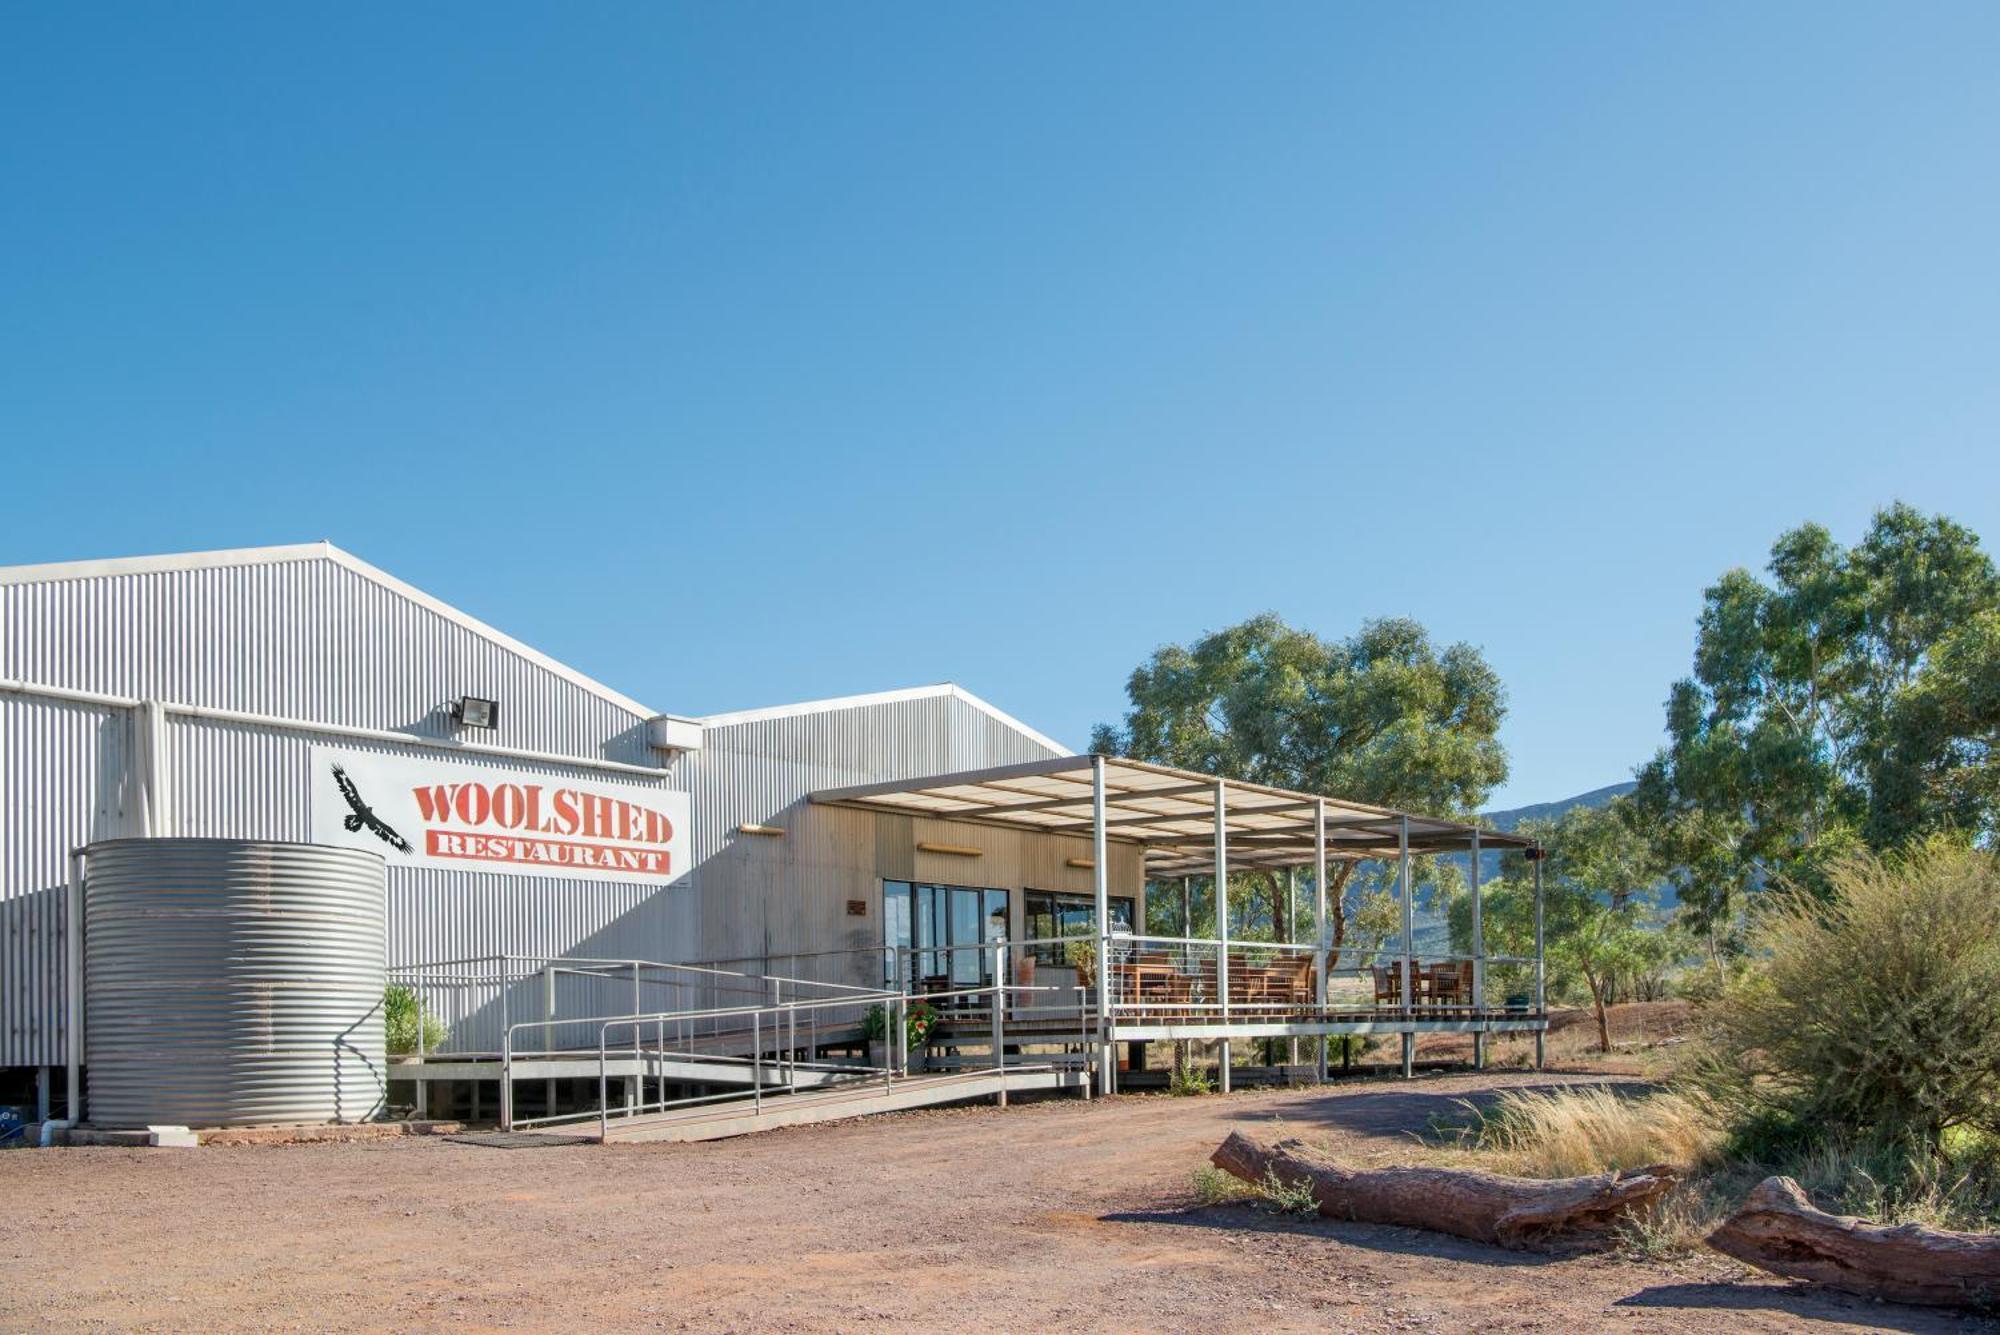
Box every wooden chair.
[1371,965,1401,1008]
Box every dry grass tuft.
[1463,1085,1723,1180]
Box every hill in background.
[1480,780,1636,833]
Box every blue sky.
[4,4,1998,809]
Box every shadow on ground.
[1616,1282,1985,1333]
[1216,1076,1654,1146]
[1104,1202,1570,1267]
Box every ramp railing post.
[991,944,1007,1107]
[500,1024,513,1130]
[415,963,428,1120]
[598,1027,609,1141]
[753,1013,762,1113]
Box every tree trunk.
[1708,1176,2000,1309]
[1589,975,1611,1052]
[1327,862,1355,948]
[1209,1132,1677,1249]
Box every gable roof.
[701,683,1072,757]
[0,541,676,723]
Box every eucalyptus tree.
[1635,503,2000,928]
[1093,613,1508,944]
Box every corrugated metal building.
[0,542,1100,1097]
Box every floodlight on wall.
[452,695,499,730]
[916,841,983,857]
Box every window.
[1023,889,1135,965]
[882,881,1010,986]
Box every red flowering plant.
[904,1001,938,1048]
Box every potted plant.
[1063,937,1097,988]
[862,1001,939,1072]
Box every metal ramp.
[579,1066,1086,1144]
[395,952,1085,1141]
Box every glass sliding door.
[948,889,982,985]
[1024,889,1136,965]
[883,880,1010,988]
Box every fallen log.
[1209,1130,1678,1249]
[1707,1176,2000,1309]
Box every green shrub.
[1168,1063,1215,1097]
[1686,840,2000,1151]
[1255,1167,1319,1216]
[383,984,445,1056]
[1189,1164,1249,1206]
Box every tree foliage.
[1635,503,2000,927]
[1448,798,1675,1047]
[1096,613,1507,942]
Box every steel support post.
[1314,799,1329,1082]
[1215,778,1231,1094]
[1534,850,1547,1070]
[1399,816,1414,1080]
[1287,865,1300,1067]
[1092,755,1114,1096]
[1470,831,1484,1070]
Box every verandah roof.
[809,755,1532,876]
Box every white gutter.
[0,678,678,780]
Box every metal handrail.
[586,976,1059,1139]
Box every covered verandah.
[812,754,1549,1093]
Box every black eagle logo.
[332,764,413,853]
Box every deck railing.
[1103,934,1541,1025]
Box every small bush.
[383,985,445,1056]
[1256,1167,1319,1216]
[1687,840,2000,1151]
[1168,1064,1215,1097]
[1190,1164,1249,1206]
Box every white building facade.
[0,542,1079,1094]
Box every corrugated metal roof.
[811,755,1531,873]
[700,683,1070,758]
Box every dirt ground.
[5,1068,1992,1334]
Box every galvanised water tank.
[83,838,387,1127]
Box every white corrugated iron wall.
[674,693,1067,975]
[0,551,678,1067]
[0,695,134,1066]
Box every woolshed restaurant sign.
[310,747,690,885]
